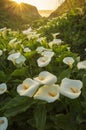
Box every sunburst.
[12,0,23,4]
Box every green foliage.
[38,6,86,59]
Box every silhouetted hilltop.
[0,0,41,29]
[49,0,86,18]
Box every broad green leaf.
[0,95,35,117]
[34,104,46,130]
[11,67,28,77]
[0,71,6,82]
[51,113,77,130]
[76,114,86,124]
[82,74,86,99]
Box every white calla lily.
[7,52,26,65]
[41,51,54,58]
[77,60,86,69]
[22,27,32,35]
[34,71,57,85]
[37,56,51,67]
[36,46,46,53]
[17,78,39,97]
[49,39,62,48]
[37,37,46,43]
[0,117,8,130]
[63,57,74,68]
[34,84,60,103]
[23,47,31,53]
[0,83,7,95]
[60,78,83,99]
[52,33,60,39]
[0,50,3,56]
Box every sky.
[13,0,65,10]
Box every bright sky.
[12,0,65,10]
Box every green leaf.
[58,68,71,82]
[34,104,46,130]
[0,71,6,82]
[82,74,86,99]
[51,113,77,130]
[0,95,35,117]
[11,67,28,77]
[76,114,86,124]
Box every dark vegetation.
[0,0,41,30]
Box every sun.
[12,0,23,4]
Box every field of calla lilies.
[0,13,86,130]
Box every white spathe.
[49,39,62,48]
[77,60,86,69]
[0,50,3,56]
[36,46,46,53]
[60,78,83,99]
[7,52,26,65]
[37,56,51,67]
[22,27,32,35]
[34,71,57,85]
[0,117,8,130]
[41,51,54,58]
[0,83,7,95]
[63,57,74,68]
[17,78,39,97]
[23,47,31,53]
[34,84,60,103]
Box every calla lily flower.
[37,37,46,43]
[0,117,8,130]
[0,27,7,32]
[36,46,46,53]
[37,56,51,67]
[0,83,7,95]
[23,47,31,53]
[17,78,39,97]
[22,27,32,35]
[49,39,62,48]
[52,33,60,39]
[34,71,57,85]
[60,78,83,99]
[77,60,86,69]
[34,84,60,103]
[9,38,22,48]
[63,57,74,68]
[41,51,54,58]
[36,46,52,54]
[7,52,26,65]
[0,50,3,56]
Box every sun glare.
[12,0,23,4]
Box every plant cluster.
[0,26,86,130]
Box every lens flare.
[12,0,23,4]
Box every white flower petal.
[0,83,7,95]
[63,57,74,68]
[17,78,39,97]
[23,47,31,53]
[37,56,51,67]
[41,51,54,58]
[36,46,46,53]
[77,60,86,69]
[0,117,8,130]
[0,50,3,56]
[34,84,60,103]
[16,55,26,64]
[60,78,83,99]
[34,71,57,85]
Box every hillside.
[0,0,41,29]
[49,0,86,18]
